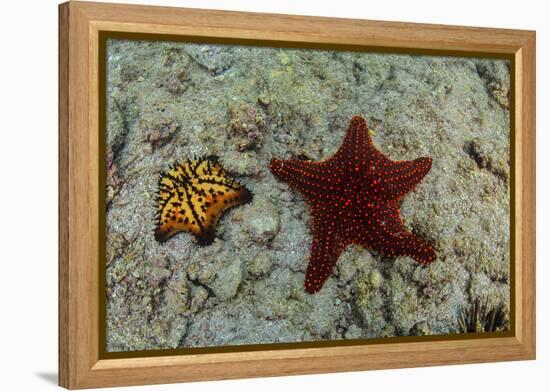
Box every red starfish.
[270,116,436,293]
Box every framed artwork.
[58,1,536,389]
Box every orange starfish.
[155,156,252,245]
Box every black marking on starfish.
[155,156,252,245]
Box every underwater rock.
[165,276,189,316]
[162,69,189,95]
[106,150,123,206]
[118,63,140,84]
[344,324,363,339]
[157,48,192,95]
[219,150,262,176]
[465,137,508,181]
[247,253,273,276]
[144,256,172,288]
[105,231,130,265]
[474,59,510,109]
[209,255,243,301]
[387,270,424,335]
[107,95,134,154]
[252,268,298,320]
[189,286,209,314]
[140,115,179,150]
[487,80,509,109]
[409,320,431,336]
[167,316,188,348]
[185,45,233,75]
[227,102,266,151]
[335,248,375,286]
[354,270,387,337]
[252,268,343,339]
[243,196,280,244]
[369,269,384,289]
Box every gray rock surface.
[105,39,510,352]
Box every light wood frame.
[59,1,536,389]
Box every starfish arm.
[400,233,436,264]
[373,157,432,199]
[377,227,436,264]
[269,158,341,200]
[331,116,372,173]
[358,202,436,264]
[304,219,347,293]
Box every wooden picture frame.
[59,1,536,389]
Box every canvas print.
[104,38,510,352]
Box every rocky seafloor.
[105,39,510,352]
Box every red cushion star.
[270,116,436,293]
